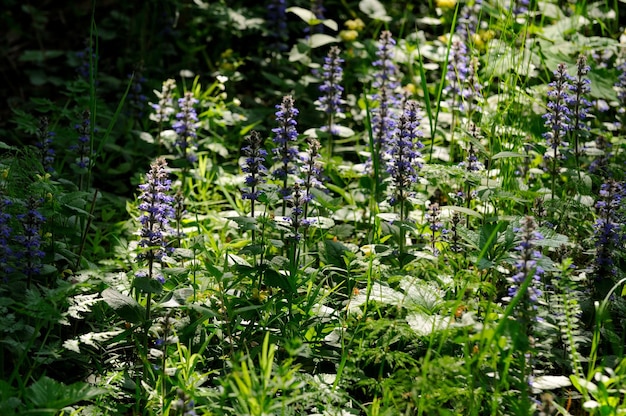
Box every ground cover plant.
[1,0,626,414]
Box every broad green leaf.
[133,277,163,295]
[492,151,526,160]
[308,34,338,49]
[25,376,107,412]
[101,288,145,324]
[443,205,483,219]
[320,239,350,268]
[359,0,391,22]
[287,6,317,23]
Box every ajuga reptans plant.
[173,91,199,163]
[272,95,300,215]
[136,158,175,321]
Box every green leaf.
[133,277,163,295]
[444,205,483,219]
[320,240,350,268]
[491,151,526,160]
[25,376,107,412]
[287,6,317,23]
[101,288,145,324]
[308,34,338,49]
[239,244,264,256]
[359,0,391,22]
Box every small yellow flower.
[436,0,457,9]
[345,18,365,32]
[404,83,417,95]
[340,29,359,42]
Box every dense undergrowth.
[1,0,626,414]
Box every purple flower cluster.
[16,197,46,282]
[445,40,470,100]
[267,0,288,52]
[594,179,624,278]
[128,71,148,118]
[36,117,55,173]
[173,92,199,162]
[513,0,530,15]
[371,31,402,152]
[0,197,14,278]
[272,95,300,200]
[75,44,98,80]
[137,158,175,268]
[616,61,626,111]
[316,46,345,133]
[241,130,268,203]
[570,55,592,155]
[543,63,574,160]
[458,124,484,172]
[386,100,423,207]
[71,110,92,170]
[507,216,544,314]
[150,79,177,125]
[300,137,324,205]
[458,0,482,42]
[286,183,306,242]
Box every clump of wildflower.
[371,31,402,154]
[137,158,175,275]
[615,61,626,110]
[588,135,612,176]
[286,183,306,242]
[506,216,544,315]
[310,0,326,34]
[299,137,324,226]
[0,196,14,279]
[173,190,186,246]
[36,117,55,173]
[458,0,482,42]
[386,100,423,210]
[127,70,148,118]
[316,46,345,134]
[543,63,574,160]
[150,78,177,125]
[75,43,98,80]
[505,215,545,410]
[569,55,592,158]
[172,389,198,416]
[272,95,300,206]
[445,40,470,103]
[543,63,574,199]
[593,179,624,279]
[173,92,199,163]
[241,130,268,217]
[267,0,288,52]
[458,124,484,172]
[426,202,444,255]
[513,0,530,15]
[16,197,46,286]
[71,110,92,170]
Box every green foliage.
[1,0,626,414]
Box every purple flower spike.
[371,31,402,153]
[173,92,199,162]
[506,216,544,315]
[241,130,268,203]
[137,158,175,265]
[542,63,574,160]
[594,179,625,279]
[316,46,345,134]
[386,100,424,208]
[272,95,300,200]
